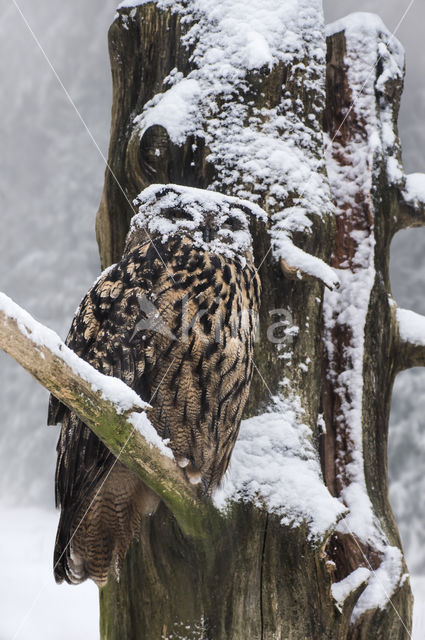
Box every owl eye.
[164,207,192,222]
[222,217,244,231]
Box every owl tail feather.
[54,462,159,587]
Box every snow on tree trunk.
[322,14,413,637]
[96,2,418,638]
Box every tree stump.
[96,3,419,638]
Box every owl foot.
[176,456,190,468]
[187,470,202,485]
[184,459,203,486]
[185,469,210,496]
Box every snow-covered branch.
[396,173,425,231]
[396,307,425,370]
[0,292,212,537]
[279,254,339,290]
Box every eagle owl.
[48,184,261,586]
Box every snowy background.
[0,0,424,637]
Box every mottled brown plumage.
[48,187,261,586]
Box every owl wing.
[48,245,163,583]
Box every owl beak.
[203,226,211,242]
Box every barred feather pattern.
[48,233,260,586]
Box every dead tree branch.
[0,292,214,537]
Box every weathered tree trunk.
[96,3,418,638]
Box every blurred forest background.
[0,0,424,637]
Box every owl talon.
[188,472,202,485]
[176,456,190,468]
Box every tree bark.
[321,24,413,638]
[0,2,418,639]
[92,3,416,639]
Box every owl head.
[127,184,266,260]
